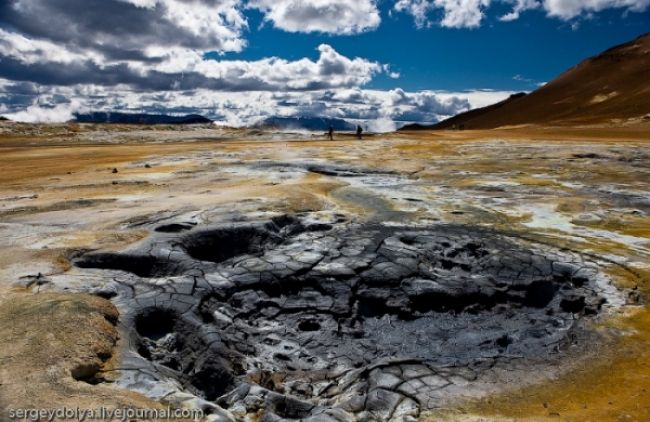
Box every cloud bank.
[394,0,650,28]
[0,0,492,129]
[0,78,515,130]
[249,0,381,34]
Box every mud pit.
[74,215,616,421]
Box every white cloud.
[0,28,384,92]
[543,0,650,19]
[138,44,384,91]
[6,0,248,55]
[394,0,433,27]
[117,0,158,8]
[440,0,491,28]
[499,0,539,21]
[435,89,517,109]
[396,0,650,26]
[1,0,388,92]
[248,0,381,34]
[394,0,491,28]
[0,29,100,65]
[162,0,249,52]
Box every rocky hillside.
[405,32,650,130]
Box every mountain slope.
[409,33,650,130]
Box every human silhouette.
[356,125,363,140]
[328,126,334,141]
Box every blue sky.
[217,5,649,91]
[1,0,649,128]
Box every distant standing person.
[356,125,363,140]
[328,126,334,141]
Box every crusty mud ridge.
[65,213,622,421]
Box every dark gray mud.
[74,215,616,421]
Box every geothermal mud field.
[74,216,614,420]
[1,124,649,420]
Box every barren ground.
[1,122,649,421]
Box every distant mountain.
[257,116,356,132]
[74,112,212,125]
[402,32,650,130]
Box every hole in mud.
[183,226,276,263]
[190,363,236,401]
[560,295,587,313]
[496,334,512,349]
[135,308,176,340]
[155,223,195,233]
[305,223,333,232]
[274,353,291,362]
[297,320,321,332]
[524,280,557,308]
[71,363,104,384]
[441,259,456,270]
[93,290,118,300]
[271,398,313,419]
[75,253,179,278]
[134,308,237,401]
[400,236,416,246]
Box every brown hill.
[406,32,650,130]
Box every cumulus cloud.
[0,0,386,92]
[499,0,540,21]
[542,0,650,19]
[1,0,248,57]
[0,29,383,92]
[0,0,523,129]
[394,0,492,28]
[249,0,381,34]
[395,0,650,26]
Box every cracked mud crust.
[68,215,622,420]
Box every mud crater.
[74,216,616,420]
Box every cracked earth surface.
[1,125,649,421]
[70,214,621,421]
